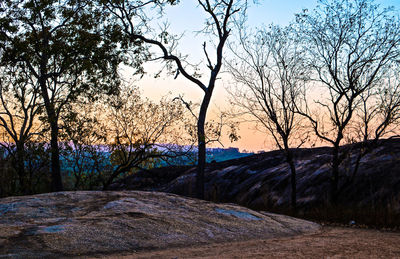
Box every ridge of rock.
[110,138,400,213]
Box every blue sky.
[164,0,400,31]
[161,1,319,60]
[164,1,315,31]
[148,0,400,72]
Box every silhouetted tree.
[102,0,247,199]
[0,63,45,194]
[0,0,123,191]
[101,85,186,189]
[296,0,400,203]
[339,64,400,191]
[227,24,309,213]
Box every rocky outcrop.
[110,139,400,215]
[0,191,319,258]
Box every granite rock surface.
[0,191,319,258]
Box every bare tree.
[102,0,247,198]
[340,65,400,190]
[101,85,186,189]
[357,67,400,142]
[56,85,188,190]
[295,0,400,203]
[227,24,309,213]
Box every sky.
[132,0,400,152]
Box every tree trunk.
[103,165,130,190]
[37,38,63,192]
[331,145,340,204]
[197,115,206,199]
[50,121,63,192]
[284,142,296,215]
[39,76,63,192]
[196,90,212,200]
[103,170,121,190]
[15,142,29,195]
[288,153,297,214]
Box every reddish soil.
[102,227,400,259]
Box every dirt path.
[102,227,400,259]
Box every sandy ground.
[100,227,400,259]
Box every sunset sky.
[130,0,400,152]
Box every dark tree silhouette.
[0,63,43,194]
[102,0,247,198]
[338,65,400,192]
[296,0,400,203]
[227,24,309,213]
[0,0,123,191]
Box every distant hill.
[110,138,400,227]
[205,147,254,163]
[59,146,253,172]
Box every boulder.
[0,191,319,258]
